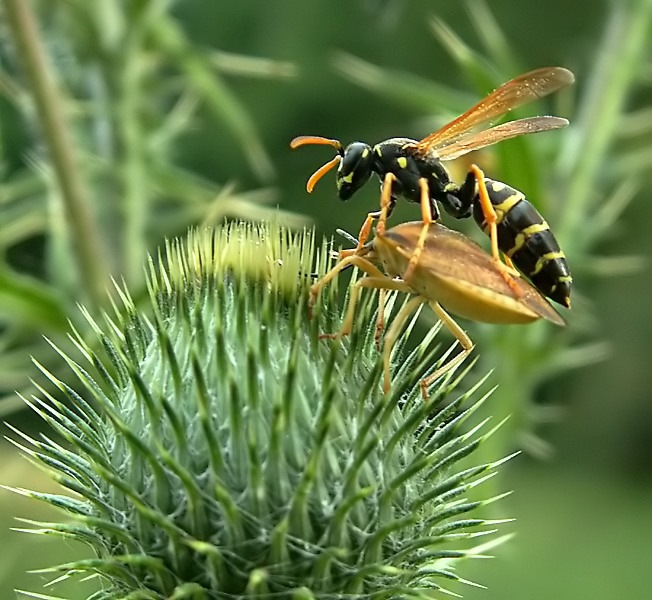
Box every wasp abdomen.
[473,179,572,308]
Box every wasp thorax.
[336,142,374,200]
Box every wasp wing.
[414,67,574,155]
[435,116,569,161]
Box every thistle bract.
[7,222,511,599]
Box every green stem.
[558,0,652,244]
[3,0,108,308]
[150,16,274,182]
[117,21,149,285]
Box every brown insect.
[310,181,565,398]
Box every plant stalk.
[3,0,108,308]
[558,0,652,243]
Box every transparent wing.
[436,116,569,161]
[414,67,574,155]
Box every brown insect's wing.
[414,67,574,155]
[436,116,569,161]
[382,222,566,326]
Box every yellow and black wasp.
[291,67,574,308]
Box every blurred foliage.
[0,0,651,598]
[0,0,307,413]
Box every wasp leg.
[419,302,475,400]
[339,175,398,260]
[469,164,521,296]
[373,172,397,237]
[403,178,436,282]
[339,209,382,259]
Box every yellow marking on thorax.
[491,181,507,193]
[397,156,408,169]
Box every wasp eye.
[337,143,374,200]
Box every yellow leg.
[403,177,433,283]
[375,287,387,350]
[340,173,397,260]
[357,210,381,250]
[419,302,474,400]
[469,164,521,296]
[309,254,386,318]
[338,247,358,259]
[504,254,517,270]
[381,295,428,395]
[327,274,414,397]
[376,172,396,236]
[329,276,412,341]
[339,209,382,259]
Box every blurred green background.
[1,0,651,598]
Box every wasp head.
[336,142,374,200]
[290,136,374,197]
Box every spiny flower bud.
[6,222,512,599]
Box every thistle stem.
[3,0,108,307]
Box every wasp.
[292,67,574,308]
[309,184,565,398]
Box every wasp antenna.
[290,136,344,152]
[306,156,341,193]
